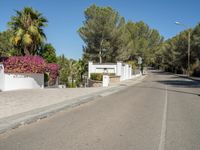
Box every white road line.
[158,85,168,150]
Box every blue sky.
[0,0,199,59]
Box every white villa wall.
[94,65,116,73]
[88,62,117,78]
[0,64,44,91]
[0,64,4,91]
[116,62,122,76]
[88,61,133,81]
[4,73,44,91]
[127,64,130,79]
[121,65,126,81]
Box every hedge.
[90,73,116,81]
[90,73,103,81]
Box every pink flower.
[1,56,59,83]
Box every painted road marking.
[158,85,168,150]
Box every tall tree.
[192,23,200,60]
[39,43,57,63]
[107,18,133,62]
[159,27,198,74]
[79,5,164,65]
[57,56,86,87]
[78,4,125,63]
[57,55,69,85]
[0,30,16,56]
[8,7,48,55]
[123,21,163,65]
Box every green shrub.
[108,73,116,77]
[90,73,117,81]
[67,82,76,88]
[44,73,49,83]
[90,73,103,81]
[127,60,137,70]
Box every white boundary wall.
[0,64,44,91]
[0,64,4,91]
[88,61,133,81]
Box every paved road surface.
[0,71,200,150]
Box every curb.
[0,75,146,134]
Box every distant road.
[0,71,200,150]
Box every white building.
[88,61,133,81]
[0,64,44,91]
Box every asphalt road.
[0,71,200,150]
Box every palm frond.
[23,33,32,45]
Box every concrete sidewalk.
[0,74,145,134]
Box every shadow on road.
[134,86,200,97]
[148,70,200,88]
[135,70,200,96]
[156,80,200,88]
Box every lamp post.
[175,21,191,76]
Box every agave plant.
[8,7,48,55]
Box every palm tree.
[76,59,87,81]
[8,7,48,55]
[68,59,79,87]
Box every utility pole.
[188,30,191,76]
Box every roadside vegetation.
[157,24,200,76]
[78,5,163,66]
[78,4,200,77]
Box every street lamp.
[175,21,191,76]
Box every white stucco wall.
[88,62,117,78]
[0,64,4,91]
[3,73,44,91]
[116,62,122,76]
[88,61,133,82]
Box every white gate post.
[103,75,109,87]
[116,62,122,76]
[88,61,93,79]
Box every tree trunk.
[24,46,30,55]
[99,50,102,64]
[99,37,104,64]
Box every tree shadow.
[148,70,200,88]
[156,80,200,88]
[134,86,200,97]
[139,70,200,95]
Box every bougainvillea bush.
[46,63,59,85]
[3,56,46,73]
[1,56,59,85]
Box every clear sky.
[0,0,199,59]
